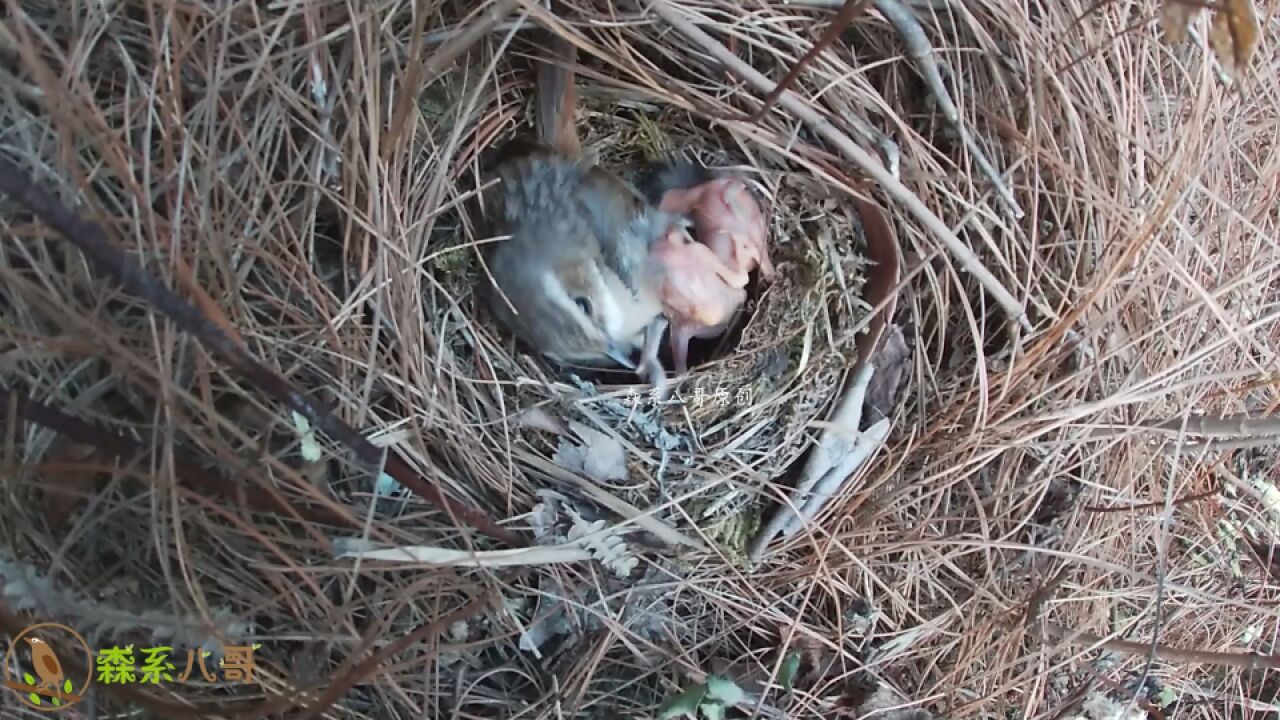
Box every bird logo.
[3,623,92,711]
[27,638,65,692]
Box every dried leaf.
[1159,0,1201,45]
[529,500,562,546]
[1077,692,1146,720]
[863,324,910,423]
[705,657,769,700]
[514,406,572,435]
[840,676,933,720]
[1209,0,1260,82]
[552,421,628,483]
[520,450,708,550]
[517,597,575,657]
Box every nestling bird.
[659,175,775,283]
[640,162,776,375]
[26,637,64,692]
[480,34,679,371]
[648,222,748,375]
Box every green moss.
[630,113,674,161]
[686,501,762,568]
[430,247,473,274]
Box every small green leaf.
[705,674,746,706]
[28,693,41,705]
[52,696,62,707]
[23,672,35,685]
[659,682,708,719]
[1155,687,1177,708]
[779,651,801,691]
[64,678,73,693]
[698,700,725,720]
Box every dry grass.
[1,0,1279,718]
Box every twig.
[872,0,1023,219]
[1082,413,1280,441]
[423,0,521,83]
[646,0,1031,331]
[1038,621,1280,670]
[726,0,902,176]
[334,541,592,567]
[1082,484,1221,514]
[1024,572,1280,670]
[302,3,340,184]
[734,0,874,123]
[1159,436,1280,453]
[0,681,81,704]
[0,157,520,545]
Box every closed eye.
[573,296,592,317]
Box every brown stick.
[1039,622,1280,670]
[736,0,874,123]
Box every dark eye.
[573,297,592,317]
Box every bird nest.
[420,40,896,565]
[453,105,881,560]
[4,0,1274,718]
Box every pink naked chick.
[659,176,776,285]
[645,225,748,376]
